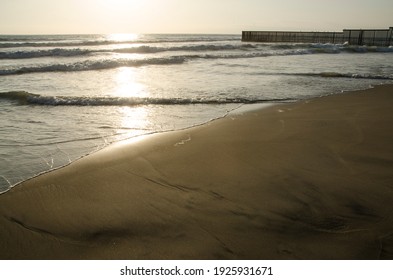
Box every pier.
[242,27,393,46]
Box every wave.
[2,39,390,52]
[1,41,391,69]
[2,49,392,76]
[0,40,119,48]
[0,48,91,59]
[252,71,393,80]
[5,43,393,61]
[270,43,393,53]
[0,51,298,75]
[0,36,240,49]
[2,52,392,78]
[0,57,186,75]
[293,72,393,80]
[0,44,257,59]
[0,49,319,76]
[115,43,257,53]
[0,91,294,106]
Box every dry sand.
[0,84,392,260]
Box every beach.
[0,84,392,260]
[1,34,392,192]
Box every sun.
[90,0,150,33]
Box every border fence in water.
[242,27,393,46]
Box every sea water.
[1,34,392,192]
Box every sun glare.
[107,33,139,42]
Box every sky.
[0,0,392,34]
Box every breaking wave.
[0,49,325,75]
[0,91,294,106]
[0,57,186,75]
[0,36,240,48]
[2,43,392,60]
[0,48,91,59]
[270,43,393,53]
[0,44,257,59]
[285,72,393,80]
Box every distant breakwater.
[242,27,393,46]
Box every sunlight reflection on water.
[112,67,148,97]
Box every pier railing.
[242,27,393,46]
[242,31,345,44]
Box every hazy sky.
[0,0,392,34]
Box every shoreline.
[0,101,277,195]
[1,84,392,259]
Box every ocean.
[0,33,392,193]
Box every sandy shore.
[1,84,393,260]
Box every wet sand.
[0,84,392,259]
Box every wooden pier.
[242,27,393,46]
